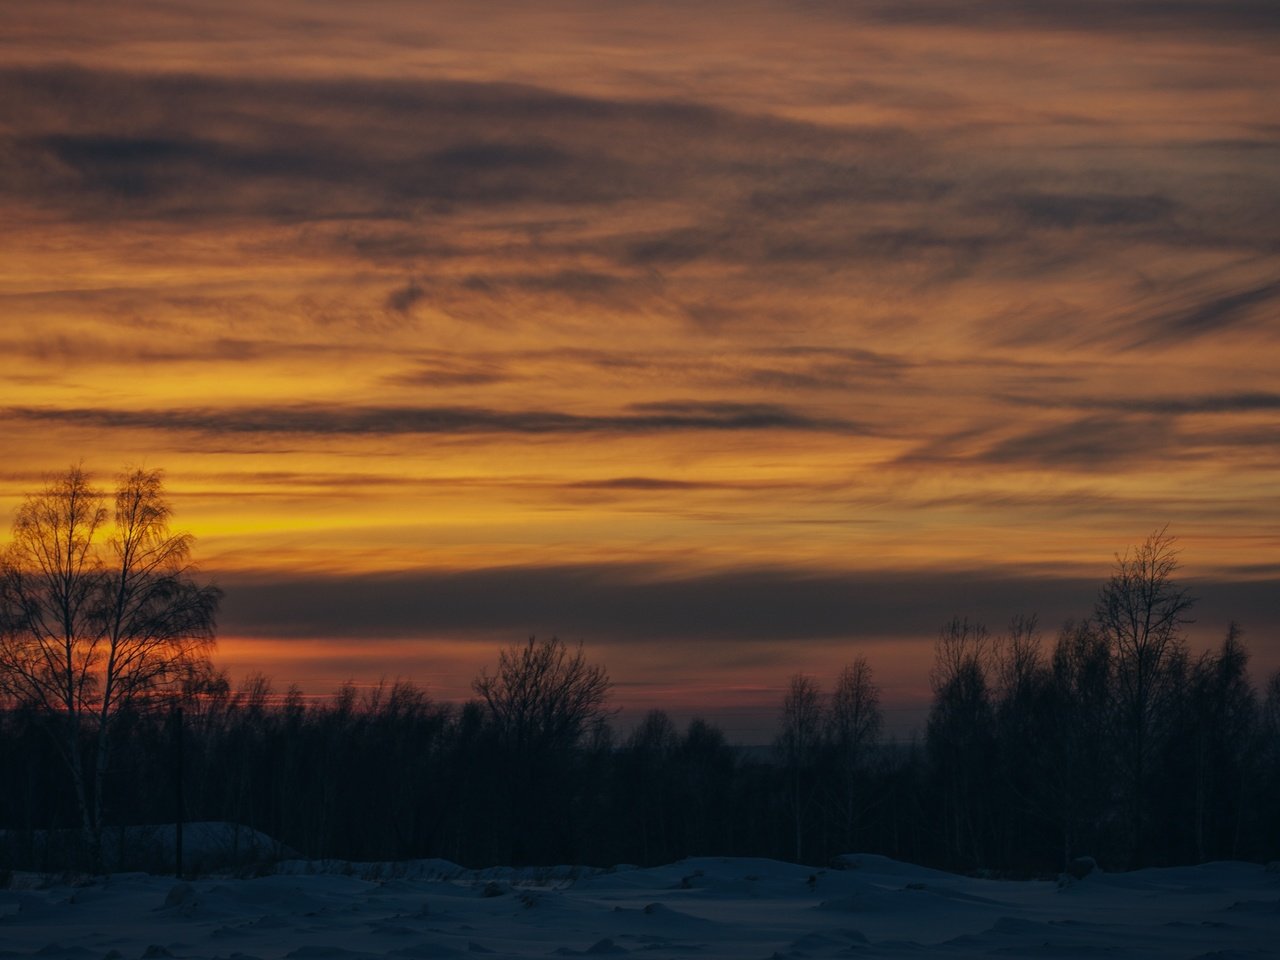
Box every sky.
[2,0,1278,739]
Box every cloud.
[743,157,950,215]
[4,59,1272,314]
[322,226,464,264]
[0,66,855,225]
[0,332,348,366]
[902,382,1280,471]
[1135,280,1280,346]
[741,365,891,391]
[3,401,862,437]
[1,70,677,221]
[34,134,213,198]
[996,192,1178,230]
[984,416,1179,468]
[564,476,797,492]
[16,129,628,218]
[1003,391,1280,415]
[855,0,1280,35]
[384,359,511,388]
[213,561,1279,653]
[383,281,427,315]
[906,488,1271,524]
[729,346,913,391]
[460,270,642,300]
[624,401,857,431]
[214,563,1093,644]
[901,415,1180,470]
[380,345,912,395]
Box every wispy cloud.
[3,401,863,437]
[1,67,834,224]
[0,333,346,366]
[856,0,1280,35]
[383,281,427,315]
[1003,391,1280,415]
[978,416,1179,469]
[1133,280,1280,346]
[992,191,1179,231]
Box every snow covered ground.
[2,853,1277,959]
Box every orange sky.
[2,0,1278,738]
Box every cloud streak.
[856,0,1280,35]
[1003,391,1280,415]
[1,67,837,223]
[1135,280,1280,346]
[3,401,863,437]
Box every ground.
[1,853,1277,959]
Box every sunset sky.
[2,0,1277,738]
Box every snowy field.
[2,853,1278,959]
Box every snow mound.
[829,852,961,881]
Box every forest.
[1,470,1278,878]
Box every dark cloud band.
[3,401,861,436]
[214,562,1280,651]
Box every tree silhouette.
[473,636,612,863]
[677,717,737,856]
[1045,620,1113,867]
[1261,671,1280,858]
[619,709,681,863]
[0,466,220,869]
[776,674,824,862]
[3,517,1274,875]
[927,617,996,868]
[1093,527,1194,866]
[474,636,612,756]
[1177,624,1257,861]
[990,615,1054,870]
[826,658,882,852]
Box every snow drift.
[2,848,1277,959]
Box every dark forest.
[3,608,1277,879]
[1,476,1276,878]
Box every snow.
[0,823,294,876]
[1,852,1277,959]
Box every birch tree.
[0,466,220,869]
[827,658,882,850]
[1093,527,1193,867]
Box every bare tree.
[830,659,882,759]
[989,615,1066,869]
[1093,527,1194,866]
[827,658,882,850]
[929,618,993,699]
[1184,623,1257,861]
[993,614,1043,703]
[1046,620,1112,868]
[472,636,612,863]
[473,635,612,754]
[927,617,996,868]
[0,466,220,868]
[776,673,824,862]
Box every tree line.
[1,469,1278,876]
